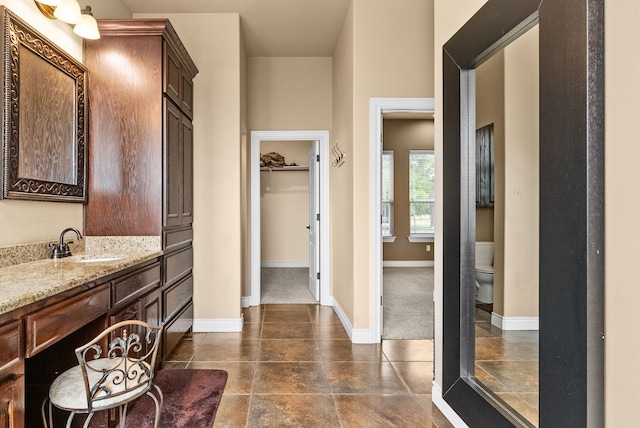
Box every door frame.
[250,130,331,306]
[370,98,435,341]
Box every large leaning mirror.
[0,7,87,202]
[441,0,604,427]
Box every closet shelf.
[260,166,309,171]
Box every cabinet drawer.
[112,262,161,308]
[164,274,192,321]
[0,321,20,373]
[164,246,192,286]
[164,227,192,251]
[25,285,109,358]
[164,302,193,359]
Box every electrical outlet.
[426,244,431,252]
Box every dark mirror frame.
[0,7,87,202]
[442,0,604,427]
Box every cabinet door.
[164,42,182,106]
[0,375,24,428]
[181,116,193,225]
[142,288,162,327]
[165,100,183,227]
[164,99,194,228]
[181,71,194,118]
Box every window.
[409,150,435,240]
[382,151,394,240]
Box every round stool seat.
[50,358,151,412]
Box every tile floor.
[474,308,539,426]
[164,304,453,427]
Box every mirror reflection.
[473,24,539,426]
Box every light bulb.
[73,7,100,39]
[53,0,82,24]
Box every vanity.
[0,248,167,426]
[0,8,198,427]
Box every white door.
[308,142,320,301]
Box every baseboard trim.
[260,261,309,268]
[382,260,434,267]
[193,317,244,332]
[241,296,250,308]
[432,382,469,427]
[331,298,378,344]
[491,313,539,330]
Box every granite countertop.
[0,249,162,315]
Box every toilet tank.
[475,241,494,266]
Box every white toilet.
[475,241,494,304]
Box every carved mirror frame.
[442,0,604,426]
[0,8,87,202]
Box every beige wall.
[474,27,540,320]
[248,57,332,131]
[240,33,251,299]
[260,140,313,264]
[139,13,244,321]
[476,52,505,312]
[382,119,434,261]
[331,1,355,323]
[605,0,640,423]
[502,26,539,318]
[0,0,85,247]
[346,0,434,328]
[84,0,131,19]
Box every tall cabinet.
[83,20,198,358]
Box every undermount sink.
[68,254,124,263]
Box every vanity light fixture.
[73,6,100,39]
[34,0,100,39]
[34,0,60,5]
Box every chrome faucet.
[50,228,83,259]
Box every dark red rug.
[125,369,228,428]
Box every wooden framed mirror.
[441,0,604,426]
[0,7,87,202]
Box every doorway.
[370,98,435,341]
[250,130,330,307]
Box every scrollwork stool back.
[42,320,163,428]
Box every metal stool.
[42,320,163,427]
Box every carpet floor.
[260,267,433,339]
[126,368,227,428]
[383,267,434,340]
[261,267,317,304]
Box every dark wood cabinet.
[83,19,198,240]
[84,19,198,359]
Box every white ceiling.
[121,0,352,57]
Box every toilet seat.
[475,264,493,274]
